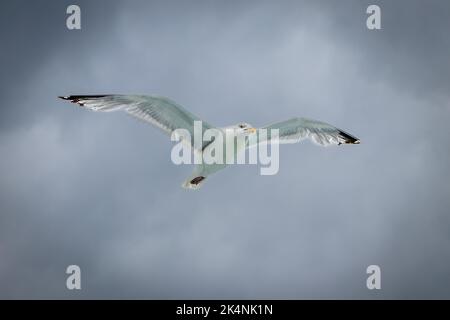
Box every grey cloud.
[0,0,450,299]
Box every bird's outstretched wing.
[59,95,215,151]
[249,117,360,147]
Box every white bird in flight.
[59,95,360,189]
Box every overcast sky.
[1,0,450,299]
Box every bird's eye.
[239,124,246,128]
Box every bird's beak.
[245,128,257,134]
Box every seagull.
[59,95,360,189]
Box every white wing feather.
[250,117,360,147]
[59,95,215,151]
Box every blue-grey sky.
[1,0,450,299]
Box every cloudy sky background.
[1,0,449,298]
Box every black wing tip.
[338,130,360,145]
[58,95,110,101]
[58,95,112,107]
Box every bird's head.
[233,122,257,136]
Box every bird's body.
[59,94,360,189]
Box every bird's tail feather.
[182,166,207,190]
